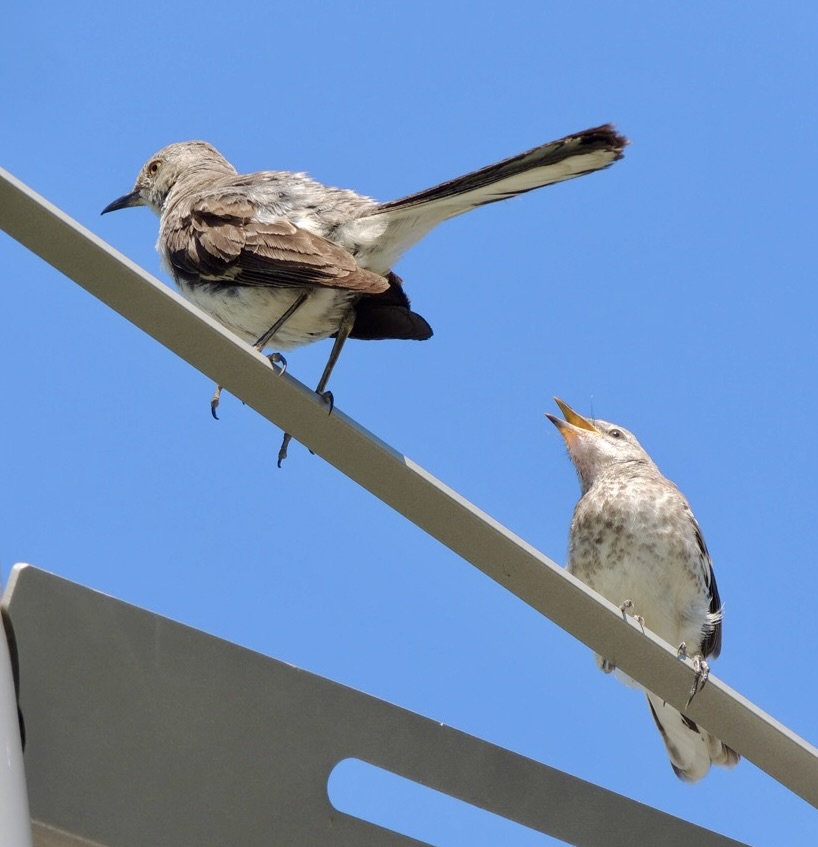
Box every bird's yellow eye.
[147,160,162,176]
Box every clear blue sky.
[2,2,817,844]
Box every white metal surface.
[1,165,818,812]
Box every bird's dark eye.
[609,429,623,439]
[147,160,162,176]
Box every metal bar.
[2,166,817,807]
[3,565,750,847]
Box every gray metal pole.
[0,601,33,847]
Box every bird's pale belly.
[569,530,708,649]
[176,282,357,350]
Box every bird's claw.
[275,383,332,469]
[619,600,645,633]
[677,643,710,707]
[268,352,287,375]
[210,385,222,420]
[277,433,292,468]
[687,655,710,707]
[320,390,334,414]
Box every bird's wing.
[164,190,389,294]
[692,519,723,660]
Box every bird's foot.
[277,433,292,468]
[211,385,222,420]
[619,600,646,632]
[268,352,287,375]
[276,385,333,468]
[677,643,710,707]
[599,657,616,674]
[687,655,710,707]
[212,352,286,426]
[299,392,334,458]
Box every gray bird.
[102,126,626,463]
[546,398,739,782]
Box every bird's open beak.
[101,189,143,215]
[545,397,600,441]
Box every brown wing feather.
[165,191,389,294]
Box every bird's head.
[546,397,654,492]
[101,141,236,217]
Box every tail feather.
[373,124,626,220]
[350,272,433,340]
[354,124,627,272]
[646,692,740,783]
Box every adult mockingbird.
[546,398,739,782]
[102,126,626,463]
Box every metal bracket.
[3,565,747,847]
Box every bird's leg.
[210,292,309,420]
[620,599,645,631]
[253,292,310,351]
[313,309,356,406]
[277,309,356,467]
[677,643,711,707]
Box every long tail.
[377,124,626,218]
[358,124,627,270]
[646,692,740,782]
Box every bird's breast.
[567,491,709,646]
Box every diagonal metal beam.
[1,166,817,808]
[3,565,750,847]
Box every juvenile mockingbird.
[102,126,626,463]
[546,398,739,782]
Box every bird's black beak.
[101,189,143,215]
